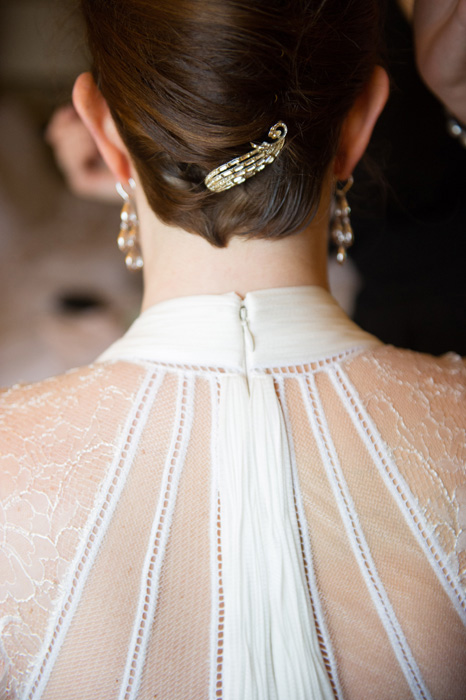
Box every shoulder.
[340,344,466,483]
[0,361,147,499]
[344,345,466,414]
[0,360,147,606]
[0,363,116,460]
[342,345,466,468]
[0,360,149,691]
[0,359,148,418]
[348,344,466,380]
[342,346,466,585]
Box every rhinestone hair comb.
[204,121,288,193]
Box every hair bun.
[81,0,382,247]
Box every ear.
[334,66,389,181]
[72,72,132,183]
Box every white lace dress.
[1,286,465,700]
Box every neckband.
[98,286,380,371]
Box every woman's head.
[78,0,387,247]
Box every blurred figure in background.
[0,1,142,387]
[351,0,466,353]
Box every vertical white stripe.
[24,368,164,700]
[209,377,223,700]
[118,373,196,700]
[218,373,335,700]
[275,376,343,699]
[300,373,432,700]
[329,365,466,623]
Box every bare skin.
[71,67,389,312]
[136,185,332,309]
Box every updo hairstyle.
[80,0,382,247]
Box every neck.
[134,183,332,312]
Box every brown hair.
[80,0,382,247]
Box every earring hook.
[116,178,136,201]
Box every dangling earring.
[331,175,354,265]
[116,178,143,271]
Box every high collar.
[98,286,380,372]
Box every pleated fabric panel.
[217,374,334,700]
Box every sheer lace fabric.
[1,287,465,700]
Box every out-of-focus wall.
[0,0,142,388]
[0,0,88,112]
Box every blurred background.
[0,0,362,387]
[0,0,142,387]
[0,0,465,387]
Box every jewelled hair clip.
[204,121,288,193]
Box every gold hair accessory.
[204,121,288,193]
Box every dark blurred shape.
[351,0,466,355]
[57,291,107,313]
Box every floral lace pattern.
[0,363,145,697]
[344,348,466,592]
[1,345,465,699]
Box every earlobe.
[72,72,132,183]
[334,66,389,181]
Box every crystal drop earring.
[331,176,354,265]
[116,178,143,271]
